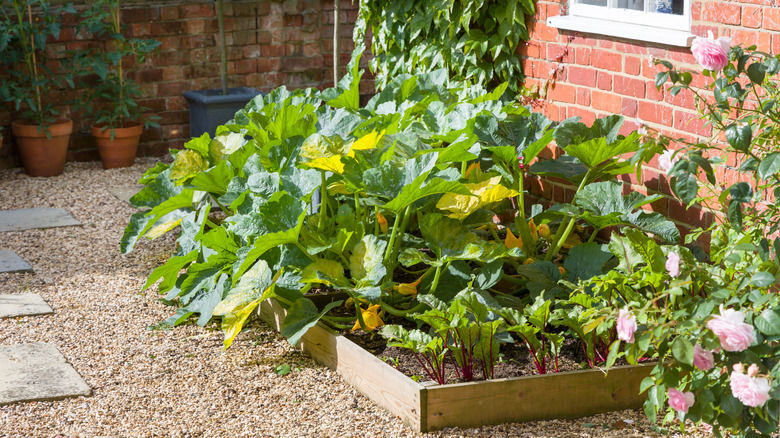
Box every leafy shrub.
[122,62,678,385]
[580,40,780,437]
[353,0,535,93]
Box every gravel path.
[0,160,711,437]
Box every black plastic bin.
[183,87,262,138]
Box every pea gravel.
[0,159,716,438]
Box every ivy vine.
[352,0,535,93]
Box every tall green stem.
[383,209,404,265]
[374,205,380,236]
[429,263,445,296]
[317,171,328,232]
[387,205,413,275]
[383,205,411,271]
[516,170,526,221]
[546,172,590,261]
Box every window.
[547,0,694,47]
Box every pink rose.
[706,307,755,352]
[617,308,637,343]
[668,388,695,413]
[666,251,681,278]
[658,149,678,174]
[691,31,732,71]
[730,365,771,407]
[693,344,715,371]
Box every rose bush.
[578,41,780,437]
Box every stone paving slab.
[0,294,53,318]
[0,250,33,274]
[0,208,82,232]
[109,186,143,207]
[0,343,91,406]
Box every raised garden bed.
[257,297,652,432]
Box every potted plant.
[0,0,77,177]
[182,0,260,138]
[74,0,160,169]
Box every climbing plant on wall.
[352,0,535,93]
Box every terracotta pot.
[91,121,143,169]
[12,119,73,177]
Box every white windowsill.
[547,15,695,47]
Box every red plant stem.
[416,352,444,385]
[518,333,545,375]
[443,337,461,380]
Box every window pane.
[616,0,644,11]
[653,0,684,14]
[577,0,608,6]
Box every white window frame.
[548,0,695,47]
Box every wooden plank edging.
[257,298,425,431]
[256,298,652,432]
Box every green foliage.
[383,290,506,383]
[122,63,679,395]
[579,224,780,438]
[654,45,780,234]
[353,0,534,93]
[0,0,77,129]
[502,295,564,374]
[73,0,161,131]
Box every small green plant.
[273,364,292,376]
[381,324,447,384]
[73,0,160,133]
[0,0,77,130]
[382,290,506,383]
[502,295,564,374]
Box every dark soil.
[342,321,608,385]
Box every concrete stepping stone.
[109,185,143,207]
[0,343,91,405]
[0,208,81,232]
[0,250,33,274]
[0,294,53,318]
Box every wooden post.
[333,0,340,85]
[216,0,229,95]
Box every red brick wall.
[0,0,361,168]
[522,0,780,236]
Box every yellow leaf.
[328,181,351,195]
[300,134,347,173]
[347,131,383,157]
[505,228,523,250]
[144,218,182,239]
[221,298,262,349]
[583,316,607,334]
[304,156,345,174]
[213,289,255,316]
[436,176,519,220]
[169,149,208,180]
